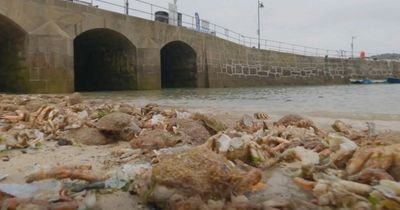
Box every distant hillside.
[370,53,400,60]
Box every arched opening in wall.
[0,14,27,93]
[74,29,137,91]
[161,41,197,88]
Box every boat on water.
[387,77,400,84]
[350,79,372,84]
[350,79,386,84]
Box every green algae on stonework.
[250,155,263,165]
[97,110,110,118]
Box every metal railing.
[69,0,393,60]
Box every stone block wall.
[204,36,398,88]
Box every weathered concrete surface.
[0,0,399,93]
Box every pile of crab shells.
[206,113,400,210]
[1,93,400,210]
[0,94,217,151]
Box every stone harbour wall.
[204,36,400,87]
[1,0,399,93]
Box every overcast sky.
[101,0,400,54]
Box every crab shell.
[96,112,136,132]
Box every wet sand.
[0,141,147,209]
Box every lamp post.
[351,36,357,59]
[258,1,264,49]
[125,0,129,15]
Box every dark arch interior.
[74,29,137,91]
[0,15,27,93]
[161,41,197,88]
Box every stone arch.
[0,14,28,93]
[161,41,198,88]
[74,28,137,91]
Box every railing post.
[214,24,216,35]
[150,4,153,20]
